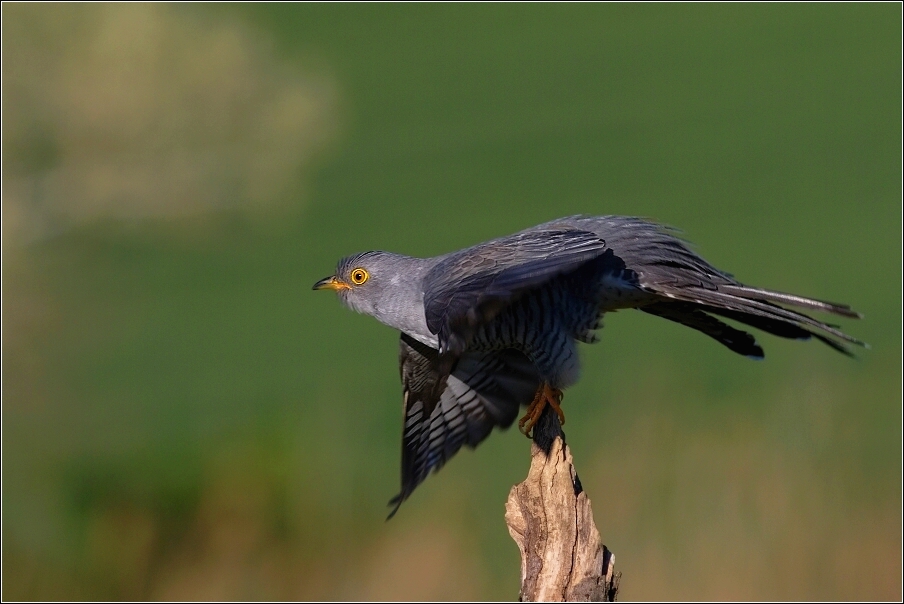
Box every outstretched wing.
[546,215,865,355]
[390,333,538,517]
[422,229,608,356]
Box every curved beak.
[312,275,350,291]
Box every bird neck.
[370,255,439,347]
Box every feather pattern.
[422,229,609,356]
[391,333,538,517]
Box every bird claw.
[518,384,565,438]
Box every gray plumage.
[314,215,864,516]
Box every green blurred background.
[2,4,900,600]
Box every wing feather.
[390,333,538,517]
[535,215,865,355]
[422,229,608,355]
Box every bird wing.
[422,228,608,356]
[390,333,538,517]
[546,215,865,355]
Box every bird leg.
[518,383,565,438]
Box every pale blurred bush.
[2,3,336,246]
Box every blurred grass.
[2,3,901,600]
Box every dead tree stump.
[504,407,620,602]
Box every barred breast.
[468,280,603,389]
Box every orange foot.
[518,383,565,438]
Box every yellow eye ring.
[350,268,369,285]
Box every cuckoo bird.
[313,215,864,517]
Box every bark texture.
[505,429,619,602]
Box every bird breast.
[467,285,599,389]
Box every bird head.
[313,251,403,318]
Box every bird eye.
[350,268,369,285]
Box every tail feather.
[640,284,865,357]
[566,215,865,357]
[660,288,863,344]
[640,302,764,358]
[701,306,815,340]
[810,332,857,357]
[701,305,858,356]
[721,284,862,319]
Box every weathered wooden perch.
[505,407,620,602]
